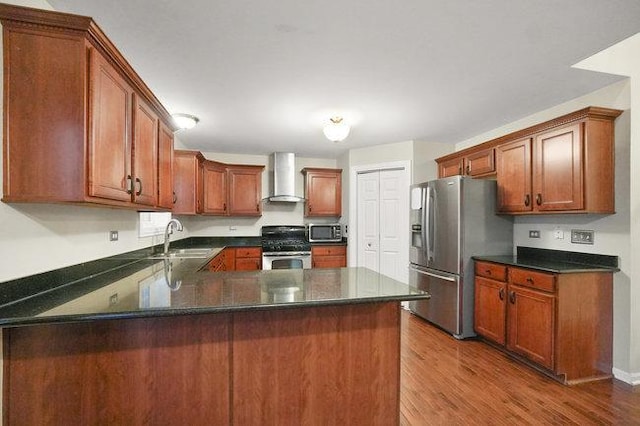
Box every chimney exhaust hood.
[265,152,306,203]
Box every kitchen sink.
[151,248,216,259]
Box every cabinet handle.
[485,269,492,275]
[309,204,312,213]
[223,203,226,212]
[524,194,530,207]
[509,291,516,304]
[126,175,133,194]
[526,277,534,284]
[499,288,505,301]
[466,164,470,175]
[256,203,260,212]
[536,193,542,206]
[173,192,177,204]
[135,178,142,196]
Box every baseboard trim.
[612,368,640,386]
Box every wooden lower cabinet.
[204,247,262,272]
[3,303,401,425]
[312,245,347,268]
[474,260,612,384]
[235,247,262,271]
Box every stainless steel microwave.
[307,224,342,242]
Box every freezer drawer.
[408,264,465,338]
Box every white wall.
[413,140,452,184]
[454,78,636,383]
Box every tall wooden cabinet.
[474,260,613,384]
[0,4,177,210]
[302,168,342,217]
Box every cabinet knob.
[485,269,492,275]
[536,193,542,206]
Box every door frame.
[348,160,412,282]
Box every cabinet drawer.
[509,268,555,293]
[236,247,261,258]
[312,245,346,256]
[235,257,262,271]
[475,261,507,282]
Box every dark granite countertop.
[473,247,619,274]
[0,236,425,327]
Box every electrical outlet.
[528,230,540,238]
[553,229,564,240]
[571,229,595,245]
[109,230,119,241]
[109,293,118,306]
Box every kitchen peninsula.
[0,250,427,425]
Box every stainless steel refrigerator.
[409,176,513,339]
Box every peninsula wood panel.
[232,302,401,425]
[3,315,232,425]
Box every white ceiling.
[47,0,640,158]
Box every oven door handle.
[262,252,311,257]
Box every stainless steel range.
[261,225,312,270]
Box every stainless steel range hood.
[265,152,306,203]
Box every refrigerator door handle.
[422,186,429,261]
[425,185,435,262]
[409,265,456,282]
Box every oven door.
[262,252,312,270]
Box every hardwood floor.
[400,310,640,425]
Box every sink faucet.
[163,218,184,255]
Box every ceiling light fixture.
[171,113,200,130]
[322,116,351,142]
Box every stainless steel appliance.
[409,176,512,339]
[261,225,312,269]
[307,223,342,243]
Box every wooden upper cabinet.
[132,94,159,206]
[227,166,263,216]
[437,148,495,178]
[495,109,619,214]
[157,121,175,210]
[173,150,204,215]
[0,4,176,210]
[302,168,342,217]
[203,161,228,215]
[88,49,134,202]
[533,124,583,212]
[439,157,464,178]
[202,162,264,216]
[496,138,533,213]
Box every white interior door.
[355,166,409,284]
[357,172,380,272]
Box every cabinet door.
[533,123,583,211]
[203,161,227,215]
[474,276,507,345]
[465,148,495,177]
[228,166,263,216]
[89,50,133,202]
[173,151,202,215]
[496,138,532,213]
[157,121,174,209]
[438,157,463,178]
[507,284,555,370]
[304,169,342,217]
[132,95,158,206]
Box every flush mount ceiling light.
[322,116,351,142]
[171,113,200,130]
